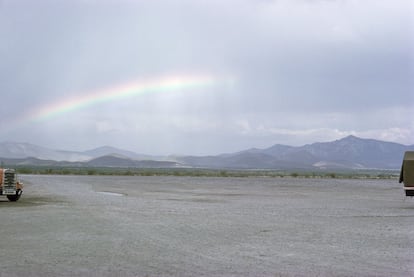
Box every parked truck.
[399,151,414,197]
[0,168,23,201]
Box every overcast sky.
[1,0,413,155]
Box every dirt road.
[1,175,413,276]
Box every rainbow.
[21,74,221,124]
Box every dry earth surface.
[0,175,413,276]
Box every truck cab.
[0,168,23,201]
[399,151,414,196]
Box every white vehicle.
[0,168,23,201]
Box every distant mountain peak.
[338,135,364,142]
[1,136,413,169]
[343,135,358,140]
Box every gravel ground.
[0,175,413,277]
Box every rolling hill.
[0,136,412,169]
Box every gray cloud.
[0,0,413,154]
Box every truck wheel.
[7,191,22,202]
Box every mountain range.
[0,136,413,170]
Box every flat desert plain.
[0,175,413,276]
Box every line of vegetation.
[9,165,399,179]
